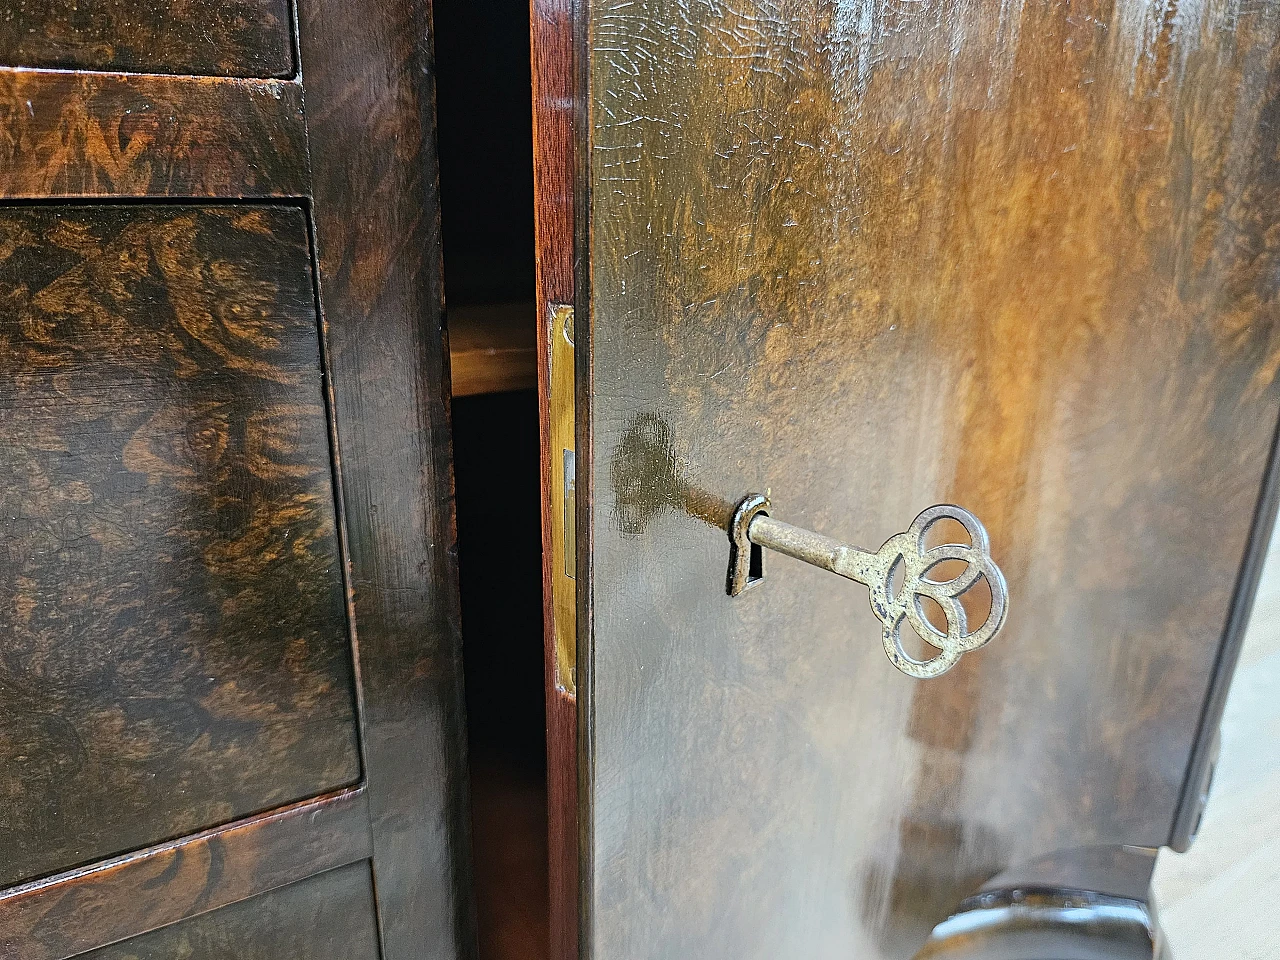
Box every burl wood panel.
[0,788,371,960]
[79,860,380,960]
[0,205,360,889]
[0,70,308,199]
[0,0,293,78]
[583,2,1280,958]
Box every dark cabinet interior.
[436,0,538,399]
[433,1,551,957]
[453,392,550,960]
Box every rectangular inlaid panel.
[584,1,1280,958]
[0,70,308,199]
[0,0,294,77]
[0,205,360,888]
[79,861,381,960]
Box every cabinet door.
[0,3,470,959]
[574,2,1280,958]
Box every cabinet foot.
[915,846,1168,960]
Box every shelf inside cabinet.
[449,302,538,398]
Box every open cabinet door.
[571,2,1280,958]
[0,2,471,958]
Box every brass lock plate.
[548,303,576,695]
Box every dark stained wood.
[531,0,578,956]
[79,860,381,960]
[580,1,1280,958]
[0,0,471,954]
[1170,417,1280,849]
[297,0,475,957]
[0,204,360,888]
[0,70,308,199]
[0,787,371,960]
[0,0,294,78]
[531,0,575,304]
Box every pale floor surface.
[1152,530,1280,960]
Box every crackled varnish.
[0,2,469,959]
[581,1,1280,958]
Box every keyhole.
[747,540,764,586]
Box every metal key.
[729,494,1008,679]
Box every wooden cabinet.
[0,0,294,76]
[4,1,1280,959]
[0,3,469,959]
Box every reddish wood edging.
[531,0,579,956]
[0,788,371,960]
[0,69,308,199]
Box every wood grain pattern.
[297,0,475,956]
[582,1,1280,958]
[532,0,575,304]
[0,0,294,77]
[0,787,370,960]
[531,0,579,955]
[0,0,471,953]
[0,70,308,199]
[0,204,360,889]
[1168,410,1280,849]
[79,860,381,960]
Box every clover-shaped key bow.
[729,496,1008,679]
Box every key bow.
[860,505,1007,679]
[732,497,1010,679]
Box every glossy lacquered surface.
[0,788,371,960]
[581,1,1280,957]
[0,0,472,955]
[299,0,474,953]
[80,861,381,960]
[0,0,294,77]
[531,0,580,955]
[0,204,359,888]
[0,70,308,199]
